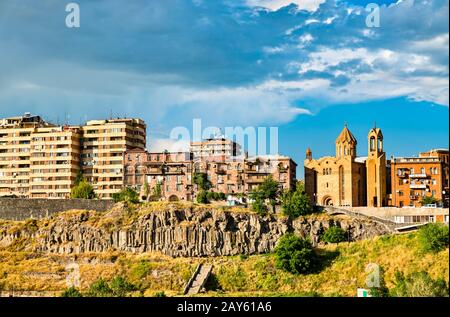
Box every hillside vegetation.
[0,231,447,297]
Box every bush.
[196,190,209,204]
[274,233,316,274]
[420,195,439,206]
[417,223,449,253]
[153,291,167,297]
[322,227,347,244]
[70,180,97,199]
[61,286,82,297]
[281,183,312,218]
[206,191,215,201]
[252,198,268,216]
[86,278,113,297]
[112,187,140,204]
[193,172,211,191]
[109,276,137,297]
[390,271,449,297]
[86,276,137,297]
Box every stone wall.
[0,198,115,221]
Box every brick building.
[124,138,297,201]
[391,149,449,207]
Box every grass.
[0,232,447,297]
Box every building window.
[432,179,436,185]
[410,168,414,174]
[420,167,425,174]
[399,191,403,196]
[432,190,436,196]
[176,184,182,191]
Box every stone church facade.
[304,125,387,207]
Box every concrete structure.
[81,118,146,199]
[1,114,146,199]
[124,138,297,201]
[391,149,449,208]
[190,138,241,161]
[0,198,114,220]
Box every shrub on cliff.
[196,190,209,204]
[417,223,449,253]
[322,226,347,244]
[252,198,268,216]
[61,286,82,297]
[274,233,315,274]
[86,276,137,297]
[112,187,140,204]
[390,271,449,297]
[70,180,97,199]
[281,183,312,219]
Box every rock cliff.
[0,204,392,257]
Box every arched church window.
[370,136,375,151]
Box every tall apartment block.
[81,118,146,199]
[391,149,449,208]
[1,114,146,199]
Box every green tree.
[420,195,439,206]
[417,223,449,253]
[143,181,150,200]
[390,271,449,297]
[322,226,347,244]
[193,172,212,191]
[252,198,268,216]
[274,233,316,274]
[196,190,209,204]
[112,187,140,204]
[250,176,280,215]
[152,182,162,200]
[109,276,137,297]
[86,278,113,297]
[70,180,97,199]
[281,182,312,218]
[61,286,83,297]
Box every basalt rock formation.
[0,204,392,257]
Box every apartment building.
[29,126,81,198]
[1,114,146,199]
[391,149,449,208]
[1,114,50,197]
[81,118,146,199]
[124,138,297,201]
[190,138,241,161]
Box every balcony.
[409,173,428,178]
[410,184,427,189]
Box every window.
[370,136,375,151]
[432,179,436,185]
[410,168,414,174]
[420,167,425,174]
[176,184,182,191]
[399,191,403,196]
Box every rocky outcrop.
[0,206,392,257]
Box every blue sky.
[0,0,448,177]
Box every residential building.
[124,139,297,201]
[391,149,449,207]
[1,114,146,199]
[190,138,241,161]
[81,118,146,199]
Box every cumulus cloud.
[0,0,447,140]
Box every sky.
[0,0,448,178]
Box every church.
[304,124,388,207]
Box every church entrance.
[322,196,333,206]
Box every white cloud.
[246,0,326,12]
